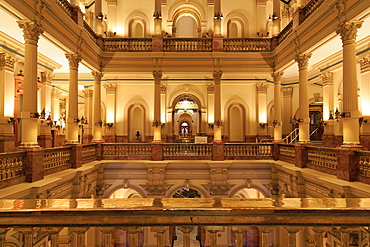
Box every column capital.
[321,71,334,85]
[207,82,215,93]
[65,53,81,70]
[358,54,370,73]
[256,82,269,94]
[103,83,116,93]
[0,53,16,70]
[282,86,293,97]
[160,83,167,92]
[336,21,363,45]
[83,88,93,98]
[178,226,194,234]
[17,20,44,45]
[51,88,62,98]
[295,53,312,71]
[212,70,223,83]
[153,71,163,83]
[92,71,104,83]
[271,71,284,83]
[40,71,54,85]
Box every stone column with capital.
[18,20,44,148]
[65,53,81,144]
[82,88,93,143]
[92,71,103,143]
[38,71,53,148]
[336,21,363,147]
[153,71,162,142]
[178,226,194,247]
[212,71,223,142]
[295,53,311,143]
[103,83,116,142]
[257,83,269,138]
[359,55,370,149]
[272,71,283,142]
[321,72,336,147]
[282,86,293,136]
[0,53,16,152]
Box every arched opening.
[176,16,197,38]
[128,105,145,142]
[173,95,201,143]
[128,18,147,38]
[227,19,243,38]
[109,188,143,199]
[229,104,245,142]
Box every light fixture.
[105,122,114,129]
[95,120,103,127]
[259,123,268,129]
[153,11,162,19]
[214,12,223,20]
[152,119,165,128]
[97,12,104,20]
[359,117,368,126]
[270,120,281,127]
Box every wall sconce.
[289,116,303,124]
[153,11,162,19]
[105,122,114,129]
[30,112,40,118]
[95,120,103,127]
[268,13,279,21]
[333,108,352,122]
[7,117,20,124]
[359,117,368,126]
[214,12,223,20]
[96,12,104,20]
[77,116,88,128]
[259,123,268,129]
[208,123,214,129]
[270,120,281,127]
[318,119,327,126]
[152,119,165,128]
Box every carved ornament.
[212,71,222,83]
[358,55,370,73]
[104,83,117,93]
[92,71,104,83]
[282,86,293,97]
[140,184,173,196]
[83,88,93,98]
[153,71,163,83]
[0,53,15,70]
[321,72,333,85]
[271,71,284,83]
[202,184,235,195]
[295,53,312,71]
[336,21,363,46]
[17,20,44,45]
[65,53,81,70]
[256,83,269,94]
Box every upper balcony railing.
[223,38,272,52]
[163,38,213,52]
[303,0,326,18]
[103,38,152,52]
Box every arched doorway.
[173,95,202,143]
[128,104,145,142]
[229,104,245,142]
[177,16,197,38]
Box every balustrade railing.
[43,147,71,172]
[103,38,152,52]
[303,0,326,18]
[83,21,99,42]
[163,144,212,157]
[102,143,152,159]
[307,146,337,170]
[224,144,272,157]
[357,151,370,178]
[0,152,26,182]
[82,144,97,164]
[277,21,293,44]
[279,144,296,163]
[163,38,213,52]
[0,198,369,247]
[223,38,272,51]
[55,0,73,17]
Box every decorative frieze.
[65,53,81,70]
[202,184,235,195]
[17,20,44,45]
[256,83,269,94]
[140,184,173,196]
[0,53,15,70]
[321,72,333,85]
[358,55,370,73]
[103,83,116,94]
[336,21,363,46]
[295,53,312,71]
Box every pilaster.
[212,70,223,142]
[92,71,103,143]
[272,71,283,142]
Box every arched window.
[180,121,190,136]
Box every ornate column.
[83,88,93,143]
[256,83,269,137]
[321,72,335,147]
[151,226,168,247]
[65,53,81,144]
[258,226,274,247]
[312,227,329,247]
[178,226,194,247]
[205,226,222,247]
[336,21,363,147]
[282,86,293,136]
[213,71,223,142]
[17,20,44,147]
[153,71,163,142]
[295,53,311,143]
[0,53,16,152]
[103,83,116,142]
[160,83,168,141]
[359,55,370,148]
[38,71,53,148]
[207,81,215,139]
[232,226,250,247]
[125,227,142,247]
[92,71,103,142]
[272,71,283,142]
